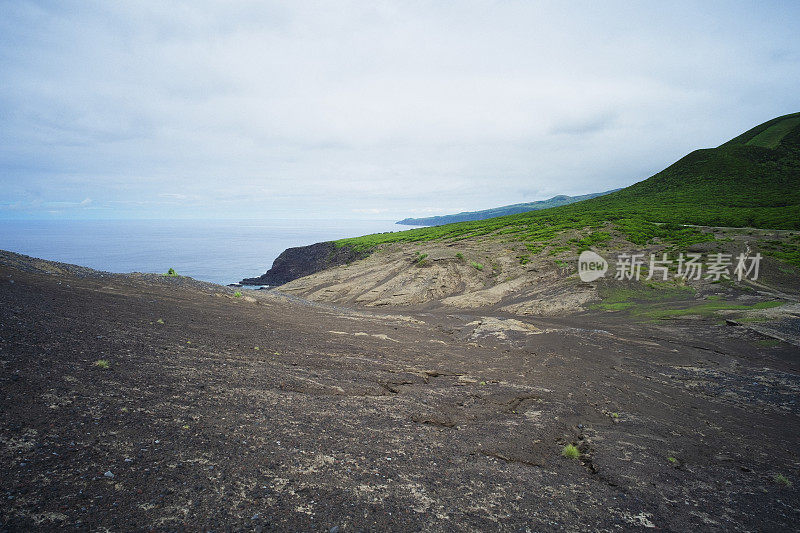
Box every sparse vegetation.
[455,252,464,261]
[570,231,612,251]
[156,318,165,324]
[667,456,678,464]
[549,245,571,256]
[94,359,110,369]
[415,253,429,266]
[165,268,178,277]
[774,473,792,487]
[233,291,242,298]
[469,260,484,271]
[759,239,800,268]
[755,339,781,348]
[643,299,782,320]
[562,444,580,459]
[590,282,783,320]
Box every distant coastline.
[396,189,619,226]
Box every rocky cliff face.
[240,241,368,286]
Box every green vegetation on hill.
[396,190,618,226]
[337,113,800,255]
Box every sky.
[1,0,799,220]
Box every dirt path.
[1,252,798,531]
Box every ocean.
[0,219,413,286]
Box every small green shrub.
[469,261,484,271]
[233,291,242,298]
[415,253,429,266]
[165,268,178,277]
[525,243,545,254]
[156,318,164,325]
[549,245,571,256]
[455,252,464,260]
[562,444,580,459]
[667,456,678,464]
[94,359,110,369]
[774,473,792,487]
[518,254,530,264]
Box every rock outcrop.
[240,241,369,286]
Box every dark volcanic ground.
[1,251,798,531]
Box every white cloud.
[1,1,798,219]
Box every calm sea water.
[0,219,412,285]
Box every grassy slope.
[338,113,800,258]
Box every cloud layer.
[1,1,798,219]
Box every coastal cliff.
[240,241,369,286]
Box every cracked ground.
[1,254,799,531]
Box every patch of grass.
[570,231,612,251]
[759,239,800,269]
[525,243,545,254]
[562,444,580,459]
[755,339,781,348]
[641,299,783,320]
[469,261,484,271]
[94,359,110,369]
[554,259,569,268]
[667,456,678,464]
[597,286,784,320]
[592,282,696,312]
[774,473,792,487]
[455,252,464,261]
[518,254,530,264]
[415,253,429,266]
[165,268,178,277]
[233,291,242,298]
[549,245,571,256]
[609,412,620,419]
[156,318,165,325]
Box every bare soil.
[1,251,799,531]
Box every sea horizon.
[0,218,416,286]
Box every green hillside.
[337,113,800,256]
[396,189,618,226]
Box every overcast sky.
[1,1,798,220]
